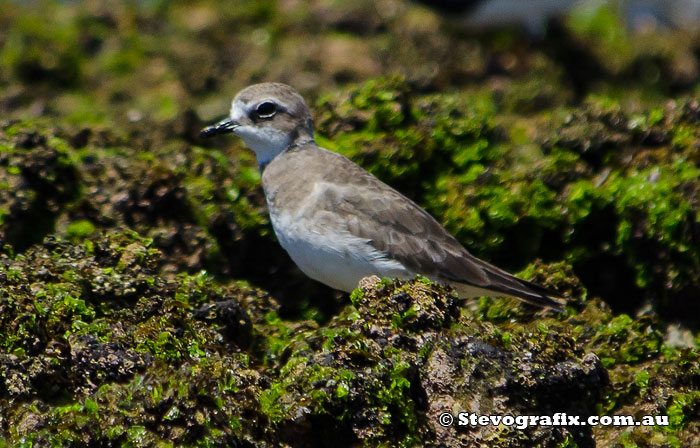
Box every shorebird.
[201,83,565,311]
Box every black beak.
[199,118,239,139]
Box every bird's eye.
[254,102,277,119]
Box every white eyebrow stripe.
[229,100,246,122]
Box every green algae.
[0,232,266,446]
[65,219,96,241]
[0,230,697,446]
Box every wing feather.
[291,146,564,310]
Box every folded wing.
[313,149,564,310]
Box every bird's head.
[200,82,315,168]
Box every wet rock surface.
[0,232,696,447]
[0,238,609,446]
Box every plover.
[201,83,565,311]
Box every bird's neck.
[254,133,315,171]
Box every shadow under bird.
[201,83,565,311]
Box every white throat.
[235,126,291,167]
[229,100,291,167]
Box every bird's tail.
[448,262,566,312]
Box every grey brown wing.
[340,184,491,286]
[308,156,491,285]
[314,155,563,309]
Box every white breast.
[268,206,408,293]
